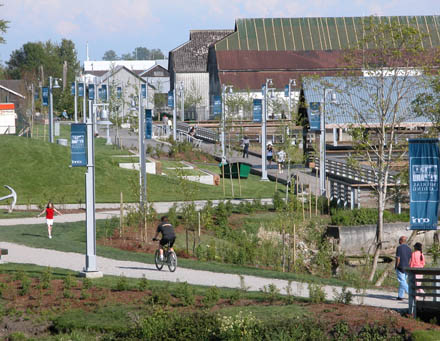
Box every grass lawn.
[0,135,284,204]
[0,219,351,287]
[0,210,38,219]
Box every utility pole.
[261,79,272,181]
[74,80,78,123]
[139,81,147,208]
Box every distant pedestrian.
[242,136,250,158]
[395,236,412,300]
[267,144,274,167]
[277,149,286,173]
[37,201,62,239]
[167,117,172,135]
[410,242,426,298]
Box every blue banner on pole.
[309,102,321,131]
[42,87,49,106]
[71,82,75,95]
[284,85,289,97]
[409,139,440,230]
[116,86,122,99]
[88,84,95,100]
[71,124,87,167]
[101,84,107,101]
[261,84,266,96]
[167,90,174,108]
[78,83,84,97]
[145,109,152,140]
[253,99,263,123]
[213,95,222,117]
[141,84,146,99]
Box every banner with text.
[71,124,87,167]
[253,99,262,123]
[213,95,222,117]
[145,109,152,139]
[42,87,49,106]
[71,82,75,95]
[309,102,321,131]
[167,90,174,108]
[101,84,107,101]
[88,84,95,100]
[141,84,146,99]
[409,138,440,230]
[78,83,84,97]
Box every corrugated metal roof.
[216,16,440,52]
[303,76,432,127]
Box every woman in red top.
[37,201,62,239]
[410,242,426,298]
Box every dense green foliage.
[330,208,409,226]
[103,46,165,61]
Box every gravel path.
[0,240,407,311]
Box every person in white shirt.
[277,149,286,173]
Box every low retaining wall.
[327,223,437,256]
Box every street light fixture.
[320,88,337,196]
[221,84,233,164]
[49,76,61,143]
[261,78,274,181]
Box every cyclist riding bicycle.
[152,216,176,261]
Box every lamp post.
[95,104,112,145]
[261,78,273,181]
[173,82,177,140]
[179,81,184,122]
[49,76,60,143]
[320,88,337,196]
[74,80,78,123]
[221,84,233,164]
[288,79,296,120]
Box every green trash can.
[219,162,251,179]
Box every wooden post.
[186,228,189,254]
[293,224,296,266]
[282,227,286,273]
[198,211,201,238]
[119,192,124,237]
[327,176,330,210]
[309,187,312,219]
[315,171,318,216]
[236,162,242,197]
[275,169,278,192]
[229,163,234,198]
[222,163,226,197]
[301,183,305,222]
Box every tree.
[413,77,440,134]
[103,50,118,61]
[0,5,8,44]
[329,16,437,282]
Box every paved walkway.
[0,241,406,311]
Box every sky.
[0,0,439,65]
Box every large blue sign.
[78,83,84,97]
[409,139,440,230]
[309,102,321,131]
[167,90,174,108]
[42,87,49,106]
[145,109,152,140]
[284,85,289,97]
[88,84,95,100]
[213,95,222,117]
[141,84,147,99]
[71,124,87,167]
[71,82,75,95]
[253,99,263,123]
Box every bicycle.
[153,239,177,272]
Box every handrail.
[406,267,440,318]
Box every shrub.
[202,286,220,308]
[174,282,195,306]
[80,289,90,300]
[309,282,326,303]
[218,311,259,340]
[333,286,353,305]
[137,275,149,291]
[272,191,285,211]
[150,287,171,306]
[19,276,31,296]
[261,283,280,304]
[167,204,180,228]
[63,274,74,290]
[115,275,129,291]
[229,289,242,304]
[82,277,93,290]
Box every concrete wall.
[327,223,437,256]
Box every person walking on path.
[410,242,426,299]
[37,201,62,239]
[395,236,412,300]
[267,144,274,167]
[242,136,250,158]
[277,149,286,174]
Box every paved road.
[0,241,407,311]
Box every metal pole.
[74,80,78,123]
[94,80,98,135]
[288,81,291,121]
[83,80,87,123]
[221,85,226,164]
[180,81,184,122]
[139,84,146,208]
[320,89,326,196]
[49,76,54,143]
[84,98,99,274]
[261,81,268,181]
[173,86,177,140]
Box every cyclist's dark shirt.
[157,223,175,240]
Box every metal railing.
[176,122,218,143]
[407,268,440,318]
